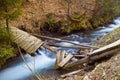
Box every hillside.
[10,0,120,34]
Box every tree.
[0,0,23,29]
[0,0,23,43]
[64,0,72,19]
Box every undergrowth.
[0,25,16,68]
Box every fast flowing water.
[0,17,120,80]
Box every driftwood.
[63,39,120,68]
[61,69,83,78]
[42,44,57,54]
[58,54,73,67]
[32,33,98,49]
[55,51,74,69]
[55,51,66,69]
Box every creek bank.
[82,27,120,80]
[11,0,120,34]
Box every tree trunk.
[5,7,11,45]
[67,2,70,18]
[6,18,11,44]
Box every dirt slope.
[11,0,95,33]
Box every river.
[0,17,120,80]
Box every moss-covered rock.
[0,45,16,68]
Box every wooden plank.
[55,50,66,67]
[61,69,82,78]
[28,40,44,54]
[14,34,25,42]
[43,44,57,53]
[28,39,40,50]
[63,57,88,69]
[18,34,32,47]
[10,27,44,54]
[12,33,23,41]
[89,39,120,56]
[58,54,73,67]
[24,36,36,50]
[60,50,66,61]
[18,36,29,47]
[56,51,61,64]
[55,51,61,69]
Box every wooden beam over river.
[10,27,44,54]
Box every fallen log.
[63,39,120,68]
[32,33,98,49]
[47,43,91,49]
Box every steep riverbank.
[82,27,120,80]
[10,0,120,34]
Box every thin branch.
[17,45,41,80]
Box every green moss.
[0,25,16,68]
[118,73,120,79]
[0,26,10,41]
[60,13,92,33]
[92,0,120,27]
[40,13,62,33]
[0,46,16,68]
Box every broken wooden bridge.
[10,27,120,69]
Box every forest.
[0,0,120,80]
